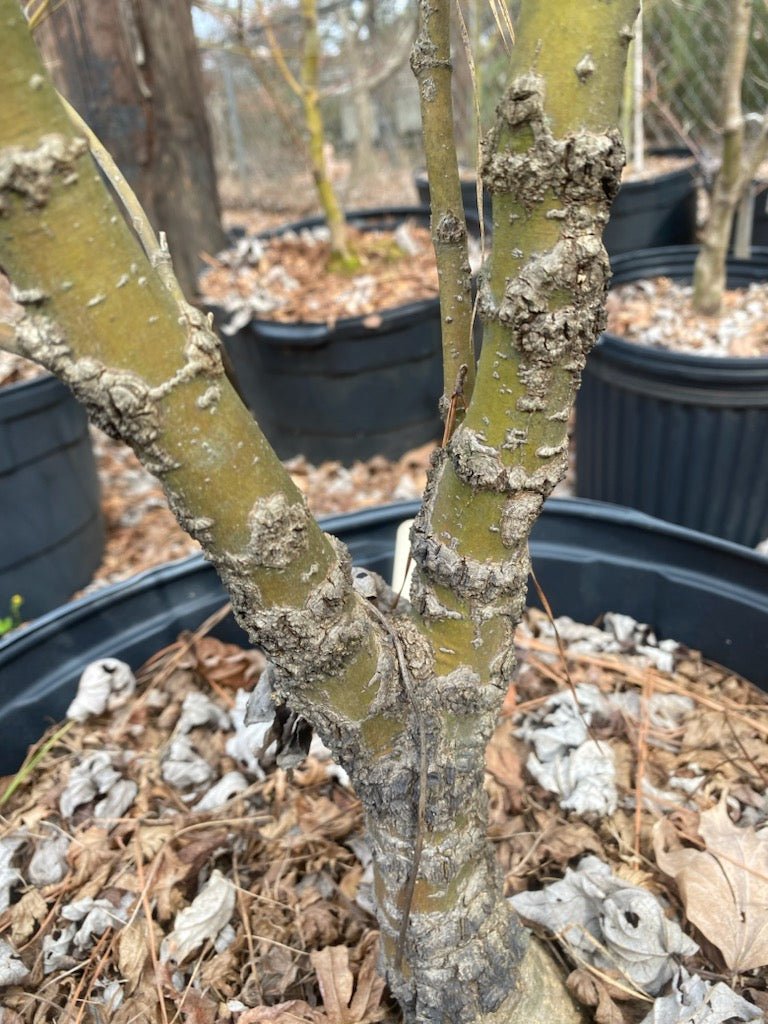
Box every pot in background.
[603,149,698,256]
[576,246,768,546]
[207,208,447,466]
[0,375,104,620]
[413,170,491,232]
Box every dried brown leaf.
[346,937,386,1023]
[312,945,354,1022]
[653,801,768,971]
[191,636,265,690]
[566,969,628,1024]
[177,986,219,1024]
[538,822,604,866]
[237,1001,324,1023]
[310,943,386,1024]
[118,917,152,994]
[9,888,47,946]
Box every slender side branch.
[693,0,753,314]
[298,0,355,268]
[412,0,476,417]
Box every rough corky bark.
[0,2,637,1021]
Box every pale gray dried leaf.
[94,778,138,823]
[98,979,125,1013]
[214,922,237,954]
[0,834,26,912]
[230,687,271,778]
[161,737,214,790]
[193,771,249,812]
[176,691,230,735]
[511,855,697,995]
[641,968,763,1024]
[61,894,132,951]
[59,751,122,819]
[653,801,768,971]
[526,739,618,815]
[160,869,236,964]
[244,669,277,725]
[66,658,136,722]
[0,938,29,987]
[28,828,70,886]
[42,923,77,974]
[515,684,608,760]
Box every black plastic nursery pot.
[209,207,450,466]
[576,246,768,547]
[2,497,768,775]
[602,150,697,257]
[0,375,104,620]
[752,181,768,247]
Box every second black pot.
[576,246,768,546]
[209,208,445,466]
[602,150,698,256]
[0,376,104,619]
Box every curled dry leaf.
[160,868,236,964]
[118,917,154,994]
[311,942,387,1024]
[237,1001,325,1023]
[566,968,629,1024]
[640,967,763,1024]
[653,801,768,972]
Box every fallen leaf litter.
[0,606,766,1023]
[198,221,445,336]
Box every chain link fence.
[200,1,768,209]
[644,0,768,168]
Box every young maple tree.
[0,0,637,1020]
[692,0,768,314]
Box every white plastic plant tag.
[391,518,415,595]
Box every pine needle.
[486,0,515,52]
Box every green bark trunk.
[0,2,637,1020]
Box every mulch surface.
[0,606,765,1022]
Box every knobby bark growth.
[693,0,768,314]
[33,0,227,299]
[0,1,636,1020]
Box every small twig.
[361,601,427,970]
[0,721,74,807]
[134,832,170,1024]
[529,568,603,751]
[392,365,468,612]
[632,676,653,862]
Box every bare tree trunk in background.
[35,0,226,298]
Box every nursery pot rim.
[0,371,66,420]
[597,246,768,395]
[4,494,768,654]
[2,496,768,774]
